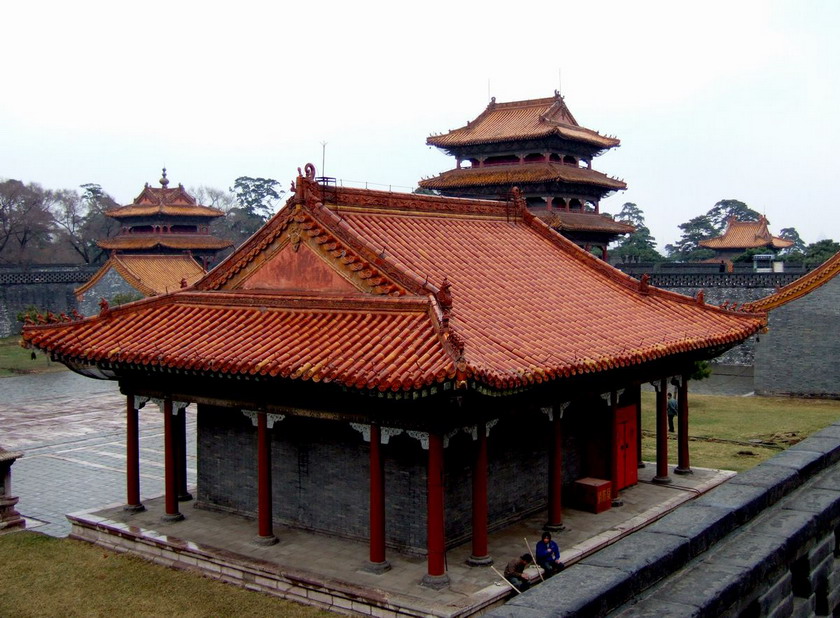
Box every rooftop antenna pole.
[320,141,327,178]
[558,68,562,97]
[488,78,491,102]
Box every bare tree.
[50,184,119,264]
[0,179,55,265]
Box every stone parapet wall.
[0,266,97,285]
[0,266,97,337]
[487,422,840,617]
[646,272,800,289]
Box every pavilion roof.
[75,254,206,299]
[426,93,620,151]
[699,216,793,250]
[107,172,225,220]
[744,250,840,312]
[97,235,233,252]
[418,162,626,193]
[545,212,635,234]
[22,168,764,395]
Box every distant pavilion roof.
[97,235,233,252]
[75,254,206,299]
[418,162,626,193]
[546,212,635,235]
[106,170,225,220]
[427,93,620,151]
[700,216,793,251]
[23,167,763,395]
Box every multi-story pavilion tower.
[420,92,632,258]
[98,169,232,268]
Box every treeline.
[0,177,283,267]
[608,199,839,268]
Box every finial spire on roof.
[160,167,169,188]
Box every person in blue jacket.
[535,531,563,576]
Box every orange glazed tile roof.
[744,250,840,312]
[107,174,225,220]
[699,216,793,251]
[418,163,626,192]
[76,254,206,298]
[427,93,620,150]
[22,168,764,394]
[97,235,233,251]
[546,212,636,234]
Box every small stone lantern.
[0,447,25,532]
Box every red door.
[613,404,638,490]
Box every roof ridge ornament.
[160,167,169,188]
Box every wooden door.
[613,404,638,490]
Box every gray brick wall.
[77,269,143,316]
[195,403,586,556]
[754,276,840,398]
[0,282,81,337]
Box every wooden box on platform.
[575,478,612,514]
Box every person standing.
[535,532,563,577]
[667,392,678,433]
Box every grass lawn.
[0,531,335,618]
[0,335,66,377]
[641,390,840,472]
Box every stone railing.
[488,422,840,617]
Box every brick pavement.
[0,371,195,537]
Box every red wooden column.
[124,394,144,512]
[609,391,621,501]
[162,398,184,521]
[367,422,390,572]
[675,374,692,475]
[422,431,450,589]
[635,385,645,469]
[545,406,565,531]
[652,379,671,484]
[255,411,278,545]
[174,404,192,502]
[468,423,492,565]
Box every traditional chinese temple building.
[699,216,793,264]
[22,166,763,589]
[75,170,232,314]
[98,169,232,268]
[419,92,633,258]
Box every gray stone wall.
[0,267,96,336]
[487,422,840,617]
[754,276,840,399]
[0,282,80,337]
[195,404,586,556]
[76,269,142,316]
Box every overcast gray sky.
[2,0,838,250]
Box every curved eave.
[458,319,763,392]
[745,250,840,312]
[97,236,233,251]
[419,165,626,192]
[426,126,619,151]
